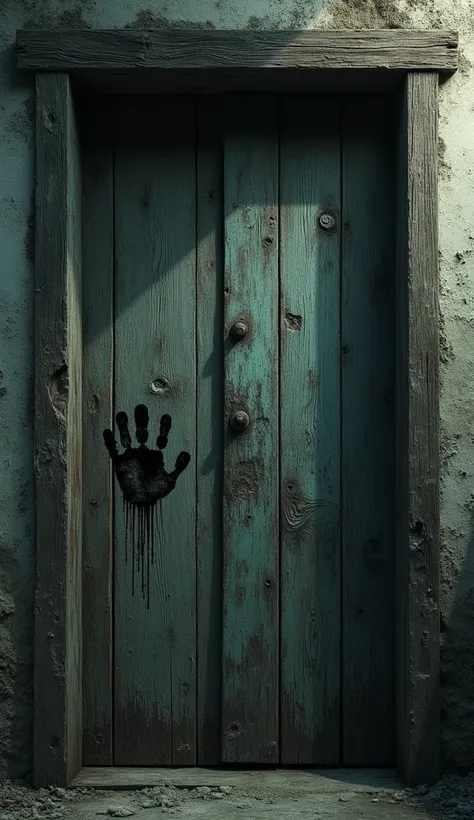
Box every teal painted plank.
[114,98,197,765]
[196,99,224,765]
[280,96,342,765]
[82,101,114,765]
[222,96,279,763]
[341,96,395,765]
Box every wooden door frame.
[17,28,458,788]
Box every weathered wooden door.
[82,94,395,768]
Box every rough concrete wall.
[0,0,473,781]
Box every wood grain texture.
[34,73,83,786]
[17,29,458,72]
[222,96,279,764]
[341,96,395,766]
[279,97,341,765]
[196,99,224,765]
[395,73,440,786]
[114,98,197,765]
[81,100,114,766]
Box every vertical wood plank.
[222,96,279,764]
[395,75,410,789]
[279,96,341,765]
[196,100,224,765]
[114,98,197,765]
[65,75,83,786]
[81,99,114,765]
[34,73,83,786]
[341,96,396,765]
[396,73,440,786]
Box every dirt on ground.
[0,772,474,820]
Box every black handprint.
[103,404,191,607]
[103,404,190,506]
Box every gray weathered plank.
[114,98,197,765]
[196,99,224,765]
[34,73,83,786]
[341,96,395,765]
[81,100,114,766]
[222,96,279,764]
[17,29,458,72]
[71,766,403,791]
[395,73,440,786]
[279,96,341,765]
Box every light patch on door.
[103,404,190,608]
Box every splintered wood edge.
[17,29,458,72]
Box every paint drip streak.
[124,499,129,564]
[132,505,136,596]
[124,501,158,609]
[140,508,144,597]
[151,504,155,564]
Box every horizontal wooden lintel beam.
[17,29,458,74]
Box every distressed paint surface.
[82,101,114,765]
[341,96,396,765]
[196,99,224,765]
[280,96,341,765]
[222,96,279,764]
[114,98,197,765]
[84,93,398,768]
